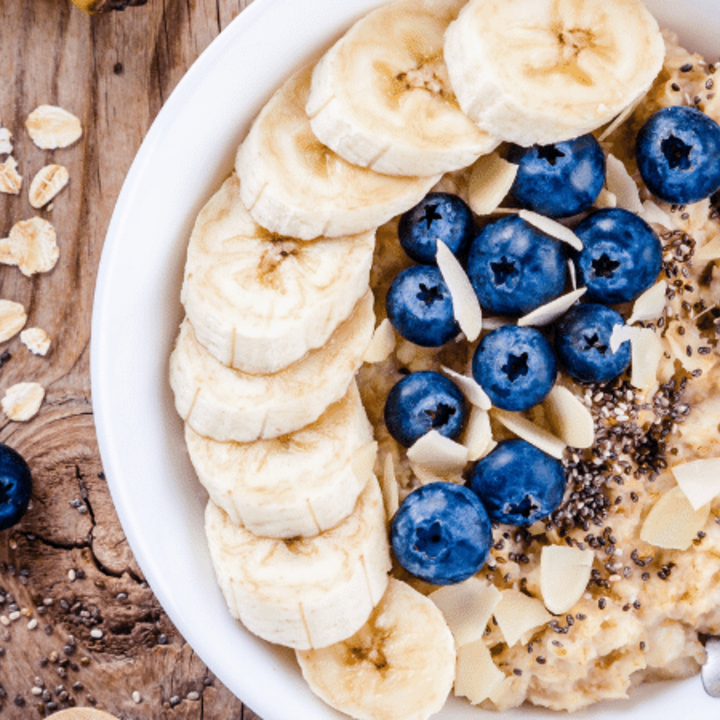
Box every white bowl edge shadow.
[90,0,720,718]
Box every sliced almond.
[517,288,586,328]
[627,280,667,324]
[467,152,518,216]
[567,259,577,290]
[539,545,594,615]
[640,199,673,229]
[441,366,491,410]
[463,406,495,461]
[1,381,45,422]
[605,153,643,213]
[0,157,22,195]
[630,327,664,393]
[0,300,27,343]
[363,318,396,363]
[436,240,482,342]
[429,578,502,647]
[672,458,720,511]
[695,234,720,262]
[380,452,399,520]
[609,323,635,353]
[492,409,566,459]
[454,639,506,704]
[0,127,12,155]
[594,187,617,209]
[350,441,377,485]
[26,105,82,150]
[518,210,583,251]
[20,327,51,356]
[494,589,551,648]
[640,485,710,551]
[543,385,594,449]
[0,218,59,276]
[29,164,69,209]
[407,429,469,475]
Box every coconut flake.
[518,210,583,251]
[517,288,586,327]
[605,154,643,213]
[540,545,594,615]
[436,241,482,342]
[627,281,667,324]
[640,486,710,550]
[494,590,551,648]
[441,366,491,410]
[381,453,399,519]
[695,234,720,262]
[454,639,506,704]
[543,385,594,449]
[640,200,673,228]
[492,409,566,459]
[463,406,495,461]
[568,259,577,290]
[467,152,518,216]
[594,187,618,209]
[363,318,396,363]
[481,316,511,330]
[630,327,664,393]
[407,429,469,474]
[609,323,635,353]
[672,458,720,510]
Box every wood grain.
[0,0,262,717]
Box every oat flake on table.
[0,217,59,276]
[0,157,22,195]
[26,105,82,150]
[20,327,51,356]
[2,381,45,422]
[0,127,12,156]
[29,164,69,209]
[0,299,27,343]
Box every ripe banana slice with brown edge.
[185,381,374,539]
[306,0,499,177]
[444,0,665,146]
[169,291,374,443]
[297,578,456,720]
[236,65,440,240]
[205,476,391,650]
[70,0,147,13]
[182,173,375,374]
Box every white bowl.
[91,1,720,718]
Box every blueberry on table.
[386,265,459,347]
[397,192,475,264]
[0,443,32,531]
[468,439,566,526]
[636,106,720,205]
[508,134,606,218]
[466,215,567,316]
[554,303,631,384]
[574,208,662,305]
[384,371,468,449]
[390,482,492,585]
[472,325,557,411]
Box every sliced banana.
[182,173,376,374]
[169,291,374,443]
[185,381,374,538]
[236,65,440,240]
[444,0,665,146]
[296,578,455,720]
[306,0,498,177]
[205,477,391,650]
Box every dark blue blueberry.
[397,193,475,264]
[385,265,459,347]
[466,215,567,317]
[468,440,566,526]
[636,106,720,205]
[508,134,606,218]
[384,371,468,448]
[0,444,32,531]
[472,326,556,411]
[574,208,662,305]
[390,482,492,585]
[554,303,631,384]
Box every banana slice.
[205,476,391,650]
[185,381,374,538]
[182,173,376,374]
[169,291,374,443]
[236,65,440,240]
[296,578,456,720]
[306,0,498,177]
[444,0,665,146]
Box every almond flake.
[640,485,710,550]
[671,458,720,510]
[29,164,69,209]
[640,199,673,228]
[407,429,469,474]
[1,382,45,422]
[410,462,464,486]
[467,152,518,216]
[429,578,502,646]
[494,589,551,647]
[441,366,491,410]
[594,187,617,209]
[518,210,583,251]
[695,234,720,262]
[517,287,586,327]
[350,441,377,486]
[0,128,12,155]
[568,259,577,290]
[20,327,51,356]
[627,280,667,324]
[26,105,82,150]
[543,385,594,449]
[363,318,396,364]
[609,323,635,353]
[463,406,495,461]
[380,453,399,519]
[436,240,482,342]
[0,300,27,342]
[630,327,664,393]
[540,545,594,615]
[0,157,22,195]
[492,409,566,459]
[0,218,59,276]
[454,639,505,704]
[481,316,511,331]
[605,153,643,213]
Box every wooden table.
[0,1,260,717]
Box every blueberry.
[397,193,475,264]
[472,326,557,411]
[636,106,720,205]
[574,208,662,305]
[468,440,566,526]
[466,215,567,317]
[0,444,32,531]
[385,265,459,347]
[554,303,631,384]
[508,134,606,218]
[384,371,468,448]
[390,482,492,585]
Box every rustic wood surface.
[0,0,262,717]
